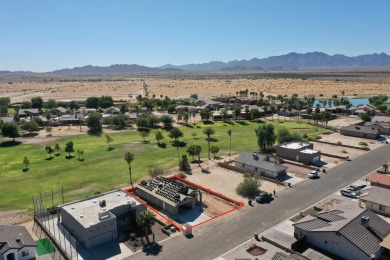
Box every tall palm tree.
[137,211,156,244]
[227,129,232,156]
[124,152,135,187]
[203,127,215,159]
[383,164,389,173]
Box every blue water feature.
[313,98,390,108]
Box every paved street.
[128,144,390,260]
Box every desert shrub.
[176,171,187,179]
[359,141,368,146]
[341,150,348,153]
[361,146,370,151]
[236,176,261,198]
[314,135,322,140]
[149,167,164,178]
[336,141,342,145]
[302,133,308,138]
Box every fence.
[309,139,368,150]
[32,189,81,260]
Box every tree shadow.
[65,155,75,159]
[0,141,22,147]
[196,125,201,128]
[45,157,54,161]
[206,137,219,142]
[203,121,214,125]
[158,143,167,149]
[185,125,194,128]
[55,153,61,157]
[251,119,265,124]
[142,141,151,144]
[22,133,39,137]
[201,168,210,174]
[78,158,85,162]
[224,121,235,125]
[87,130,102,136]
[106,147,115,151]
[142,242,163,256]
[22,168,30,172]
[172,140,187,147]
[237,121,249,126]
[137,128,151,133]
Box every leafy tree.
[45,99,57,110]
[86,97,100,109]
[142,98,155,111]
[236,176,261,198]
[0,97,11,107]
[124,152,135,187]
[255,124,276,151]
[21,121,39,134]
[31,96,43,110]
[21,101,32,109]
[57,101,69,108]
[23,156,30,171]
[187,144,202,165]
[148,114,160,128]
[54,143,61,155]
[0,106,7,115]
[45,146,54,159]
[360,114,371,122]
[33,117,44,126]
[227,129,232,156]
[190,94,198,99]
[136,211,156,244]
[183,112,190,125]
[136,117,149,130]
[200,109,211,122]
[160,115,173,128]
[69,100,80,110]
[234,108,241,121]
[169,128,183,141]
[383,164,389,173]
[155,131,164,146]
[77,149,84,161]
[112,113,127,129]
[140,131,149,142]
[179,155,191,171]
[203,127,215,159]
[86,112,102,132]
[210,145,220,158]
[65,141,74,157]
[105,134,113,150]
[277,127,303,144]
[167,105,176,114]
[250,108,262,119]
[99,95,114,108]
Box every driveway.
[128,144,390,260]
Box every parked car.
[308,170,319,179]
[340,188,360,198]
[255,192,273,203]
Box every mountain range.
[1,52,390,75]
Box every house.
[277,108,299,117]
[371,116,390,123]
[195,99,221,111]
[234,152,287,179]
[51,106,67,115]
[18,109,39,118]
[368,173,390,188]
[136,177,200,215]
[0,225,36,260]
[293,208,390,259]
[0,116,16,124]
[57,190,146,249]
[353,104,377,116]
[365,121,390,135]
[176,105,198,113]
[340,125,380,139]
[275,142,321,164]
[58,114,82,124]
[103,106,120,115]
[359,186,390,217]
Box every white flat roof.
[300,149,319,154]
[280,142,310,150]
[60,190,141,228]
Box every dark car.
[255,192,273,203]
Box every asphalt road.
[129,144,390,260]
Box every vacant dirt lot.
[326,116,363,128]
[184,157,285,203]
[284,163,313,178]
[1,71,390,103]
[202,192,235,216]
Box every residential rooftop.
[300,148,319,154]
[0,225,36,254]
[279,142,311,150]
[59,190,141,228]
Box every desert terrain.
[1,71,389,103]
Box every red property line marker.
[124,176,245,233]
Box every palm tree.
[203,127,215,159]
[77,149,84,161]
[383,164,389,173]
[124,152,135,187]
[137,211,156,244]
[45,146,54,159]
[227,129,232,156]
[105,134,113,150]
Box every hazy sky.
[1,0,389,72]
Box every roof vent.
[80,214,83,218]
[361,216,369,228]
[99,199,106,207]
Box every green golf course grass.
[0,119,327,211]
